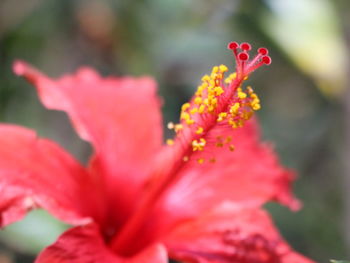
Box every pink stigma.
[240,42,251,51]
[262,56,272,65]
[228,41,239,50]
[238,52,249,61]
[227,41,272,79]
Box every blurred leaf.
[263,0,348,96]
[330,260,350,263]
[0,210,69,254]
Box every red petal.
[13,61,163,223]
[35,224,122,263]
[0,125,99,227]
[36,223,168,263]
[164,203,314,263]
[13,60,163,178]
[161,118,299,222]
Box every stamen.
[169,42,269,162]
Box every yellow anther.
[209,158,216,163]
[244,76,249,81]
[209,97,218,105]
[197,158,205,164]
[217,112,227,122]
[194,97,202,105]
[183,156,189,162]
[230,103,240,114]
[196,85,206,96]
[238,91,247,99]
[196,127,204,134]
[198,105,205,114]
[229,145,235,152]
[186,119,195,125]
[190,107,198,114]
[212,66,219,74]
[166,139,174,146]
[252,104,261,111]
[181,112,190,120]
[181,103,191,111]
[208,105,215,113]
[201,75,210,82]
[174,124,183,132]
[167,122,174,129]
[214,86,224,96]
[219,64,228,72]
[192,138,206,151]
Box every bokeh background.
[0,0,349,262]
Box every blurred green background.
[0,0,349,262]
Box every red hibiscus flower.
[0,42,314,263]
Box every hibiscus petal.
[163,202,314,263]
[0,125,99,227]
[13,60,163,185]
[160,118,299,223]
[36,223,168,263]
[35,224,122,263]
[13,60,163,224]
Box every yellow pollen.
[196,127,204,134]
[174,124,183,132]
[183,156,189,162]
[219,64,228,72]
[209,158,216,163]
[192,138,206,151]
[229,145,235,151]
[166,139,174,146]
[230,103,240,114]
[181,103,191,111]
[238,91,247,99]
[214,86,224,96]
[186,119,195,125]
[201,75,210,82]
[190,107,198,114]
[197,158,205,164]
[217,112,227,122]
[198,105,205,114]
[194,97,202,105]
[252,104,261,111]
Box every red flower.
[0,42,313,263]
